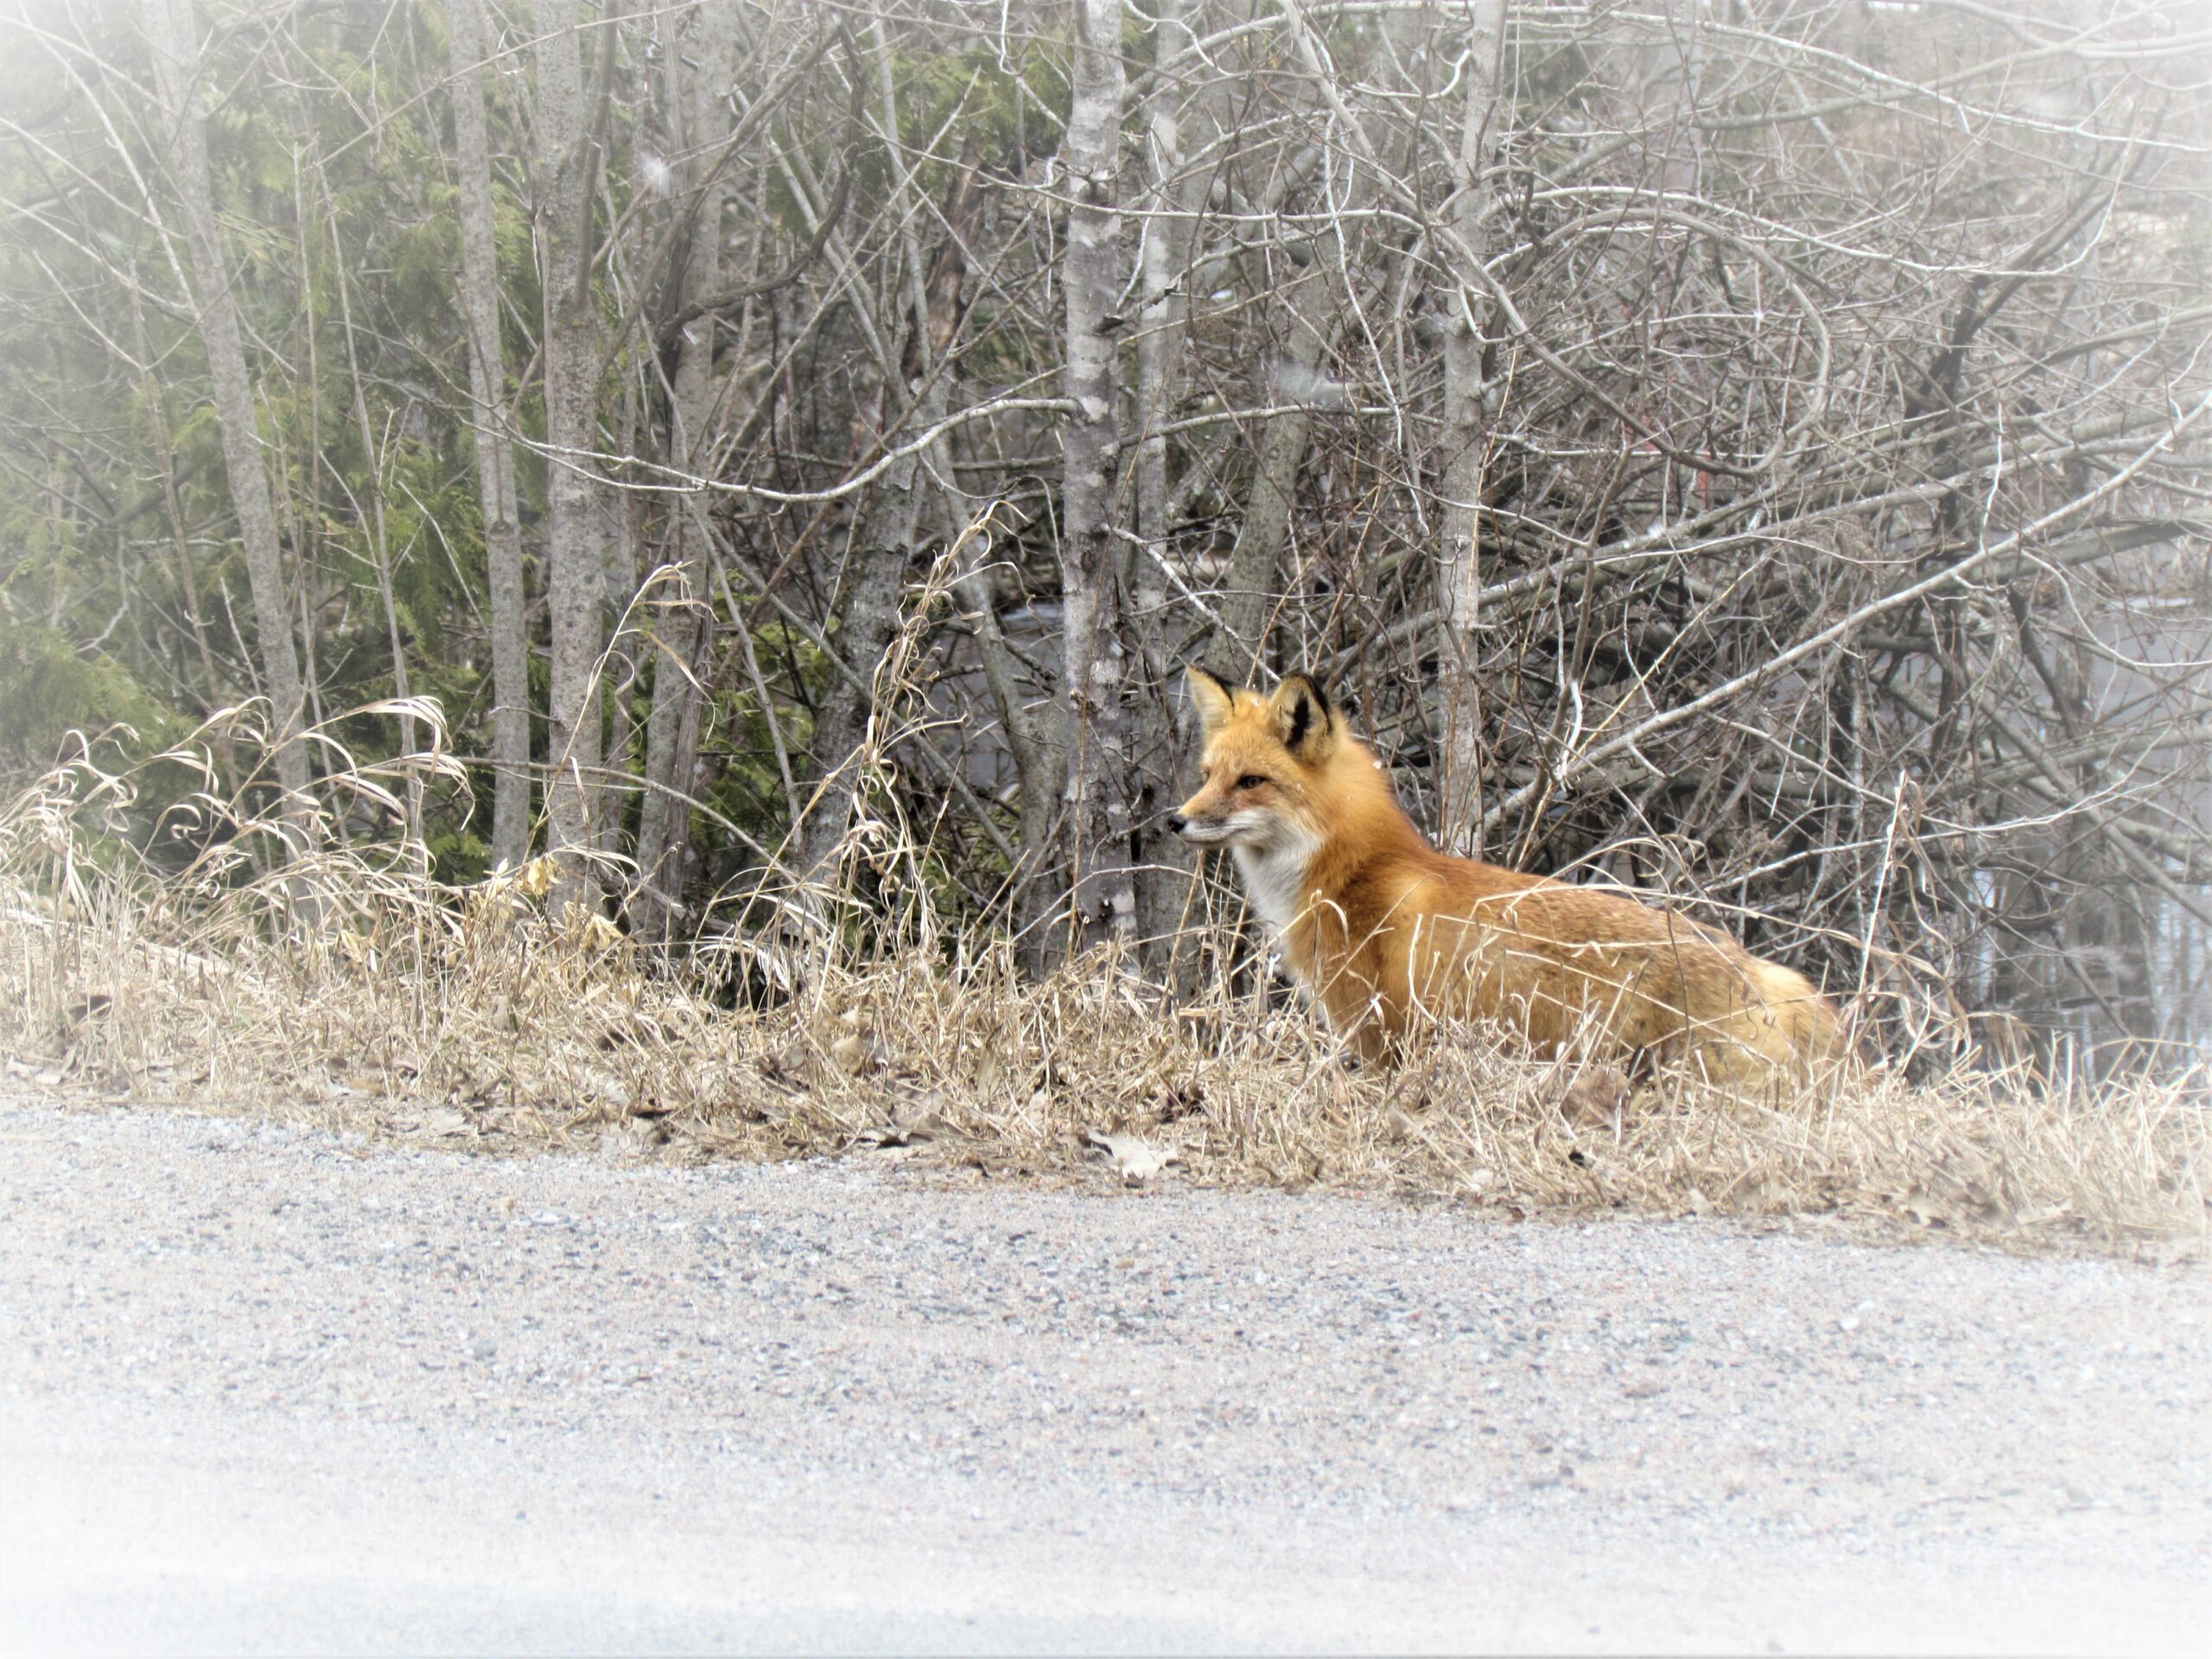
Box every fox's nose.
[1167,813,1188,836]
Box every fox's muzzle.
[1170,805,1243,846]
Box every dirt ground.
[1,1089,2206,1655]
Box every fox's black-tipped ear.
[1185,664,1235,739]
[1266,674,1335,763]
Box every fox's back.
[1306,843,1843,1082]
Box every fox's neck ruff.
[1232,830,1323,935]
[1236,736,1429,934]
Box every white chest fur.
[1231,830,1320,936]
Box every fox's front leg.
[1332,983,1413,1068]
[1345,1016,1401,1068]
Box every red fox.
[1170,668,1847,1085]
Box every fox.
[1169,667,1847,1086]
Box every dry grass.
[3,734,2204,1259]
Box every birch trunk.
[1435,1,1506,854]
[143,0,315,853]
[1131,0,1198,961]
[535,0,611,913]
[448,0,531,872]
[1059,0,1134,955]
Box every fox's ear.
[1266,674,1335,763]
[1185,664,1235,738]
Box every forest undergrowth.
[3,729,2203,1261]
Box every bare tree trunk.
[918,154,1058,942]
[1211,305,1327,675]
[143,0,315,854]
[1131,0,1198,962]
[600,247,648,873]
[1435,1,1506,853]
[448,0,531,873]
[632,0,735,943]
[797,443,932,890]
[944,477,1056,910]
[535,0,613,912]
[1059,0,1134,956]
[792,22,946,894]
[318,162,420,846]
[1197,136,1342,677]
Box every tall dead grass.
[2,720,2203,1257]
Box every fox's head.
[1168,667,1342,854]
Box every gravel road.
[1,1090,2206,1655]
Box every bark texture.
[1058,0,1134,954]
[1131,0,1200,959]
[448,0,531,872]
[632,1,735,942]
[1435,0,1506,852]
[535,0,611,912]
[143,0,315,849]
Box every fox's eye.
[1236,774,1269,791]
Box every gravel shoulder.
[1,1090,2206,1655]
